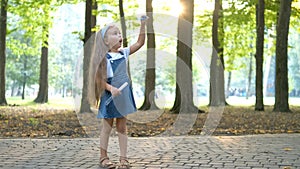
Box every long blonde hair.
[88,24,116,106]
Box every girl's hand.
[110,86,121,97]
[129,15,147,55]
[140,15,149,24]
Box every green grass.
[5,96,75,109]
[4,96,299,110]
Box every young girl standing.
[92,17,147,169]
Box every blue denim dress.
[98,51,136,119]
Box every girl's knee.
[116,118,127,134]
[101,120,113,135]
[116,124,127,134]
[102,125,112,135]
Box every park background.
[0,0,300,138]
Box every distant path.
[0,134,299,168]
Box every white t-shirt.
[107,47,130,78]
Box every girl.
[91,17,147,169]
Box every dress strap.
[106,53,112,59]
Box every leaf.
[283,147,292,151]
[283,166,292,169]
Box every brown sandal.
[116,157,130,169]
[99,157,116,169]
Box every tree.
[80,0,97,113]
[273,0,292,112]
[255,0,265,111]
[139,0,158,110]
[21,55,28,99]
[34,1,56,103]
[118,0,134,97]
[246,54,253,99]
[171,0,199,114]
[6,42,39,99]
[119,0,128,47]
[6,0,53,101]
[34,26,49,103]
[209,0,225,106]
[0,0,8,105]
[8,0,71,103]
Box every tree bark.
[80,0,97,113]
[119,0,128,47]
[0,0,7,106]
[226,71,231,98]
[254,0,265,111]
[139,0,158,110]
[171,0,199,114]
[246,55,253,99]
[22,56,27,100]
[118,0,133,92]
[34,4,51,104]
[11,81,16,97]
[34,39,49,103]
[209,0,226,106]
[273,0,291,112]
[22,78,26,100]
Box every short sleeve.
[121,47,130,59]
[106,59,114,78]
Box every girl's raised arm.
[129,17,147,55]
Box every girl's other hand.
[110,86,121,97]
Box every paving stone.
[0,134,299,168]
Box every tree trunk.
[254,0,265,111]
[22,79,26,100]
[119,0,133,90]
[11,81,16,97]
[22,57,27,100]
[273,0,291,112]
[226,71,231,98]
[139,0,158,110]
[80,0,97,113]
[34,39,49,103]
[209,0,226,106]
[16,87,21,96]
[171,0,199,114]
[246,55,253,99]
[62,85,65,98]
[119,0,128,47]
[0,0,7,106]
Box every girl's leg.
[116,117,128,159]
[100,118,114,158]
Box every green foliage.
[264,0,279,26]
[156,59,176,94]
[6,22,40,97]
[291,1,300,32]
[3,0,300,102]
[194,13,212,42]
[193,0,299,93]
[97,0,118,27]
[5,0,80,99]
[9,0,52,46]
